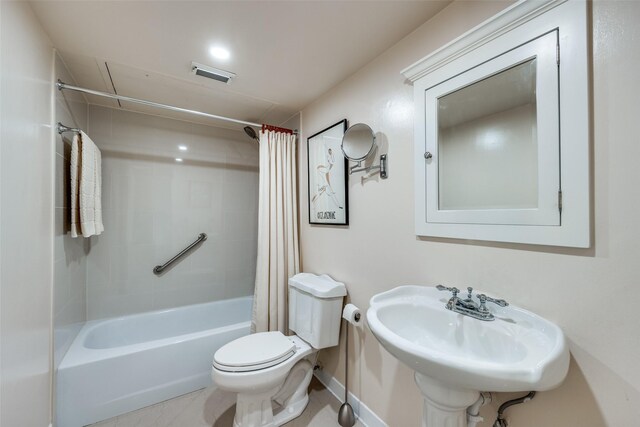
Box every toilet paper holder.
[342,303,362,326]
[339,303,361,427]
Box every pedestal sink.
[367,286,569,427]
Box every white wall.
[0,2,54,426]
[300,1,640,426]
[281,113,301,134]
[53,53,88,371]
[85,105,258,319]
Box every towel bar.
[57,122,81,134]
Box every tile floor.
[91,378,365,427]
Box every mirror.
[437,59,538,211]
[341,123,388,179]
[341,123,375,161]
[422,30,560,229]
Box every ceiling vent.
[191,61,236,84]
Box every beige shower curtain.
[251,128,300,333]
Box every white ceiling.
[30,0,450,130]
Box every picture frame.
[307,119,349,225]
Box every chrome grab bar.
[153,233,207,275]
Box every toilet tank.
[288,273,347,349]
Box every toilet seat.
[213,331,296,373]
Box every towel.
[70,131,104,238]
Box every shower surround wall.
[0,2,55,425]
[86,105,258,319]
[54,53,89,369]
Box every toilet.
[211,273,346,427]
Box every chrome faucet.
[436,285,508,321]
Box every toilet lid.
[213,331,296,372]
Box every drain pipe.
[467,392,492,427]
[492,391,536,427]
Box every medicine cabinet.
[402,0,590,247]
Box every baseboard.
[313,370,388,427]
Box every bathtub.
[56,296,252,427]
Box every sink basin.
[367,286,569,427]
[367,285,569,392]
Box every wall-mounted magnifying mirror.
[341,123,388,179]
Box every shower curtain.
[251,127,300,333]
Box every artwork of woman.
[307,119,348,225]
[311,148,343,209]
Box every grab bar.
[153,233,207,275]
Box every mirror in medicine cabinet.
[437,58,540,213]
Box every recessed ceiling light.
[178,145,188,151]
[175,158,183,162]
[209,46,230,61]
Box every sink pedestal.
[415,373,479,427]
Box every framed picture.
[307,119,349,225]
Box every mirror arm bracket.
[349,154,388,179]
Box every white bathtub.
[56,296,252,427]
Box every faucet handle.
[477,294,509,307]
[436,285,459,296]
[477,294,489,313]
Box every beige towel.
[70,131,104,238]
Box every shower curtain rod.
[56,80,267,129]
